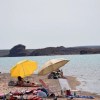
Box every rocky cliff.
[8,44,28,57]
[0,45,100,57]
[30,46,100,56]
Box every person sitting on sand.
[17,76,41,87]
[48,69,65,79]
[48,71,60,79]
[60,69,64,78]
[50,71,58,79]
[56,69,62,78]
[48,72,55,79]
[17,76,25,86]
[56,69,65,78]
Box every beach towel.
[76,95,95,99]
[28,96,42,100]
[10,88,38,96]
[8,80,41,87]
[67,95,95,99]
[11,91,24,96]
[8,83,36,87]
[58,78,71,90]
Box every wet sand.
[0,73,100,100]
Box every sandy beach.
[0,73,100,100]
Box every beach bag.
[49,93,55,97]
[66,90,71,96]
[8,80,17,86]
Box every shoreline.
[0,73,100,99]
[67,75,100,98]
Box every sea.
[0,54,100,95]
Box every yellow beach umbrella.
[38,58,69,76]
[10,60,38,78]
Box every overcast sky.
[0,0,100,49]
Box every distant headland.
[0,44,100,57]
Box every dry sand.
[0,73,100,100]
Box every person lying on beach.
[36,87,56,98]
[37,87,49,97]
[17,76,41,87]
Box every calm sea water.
[0,54,100,95]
